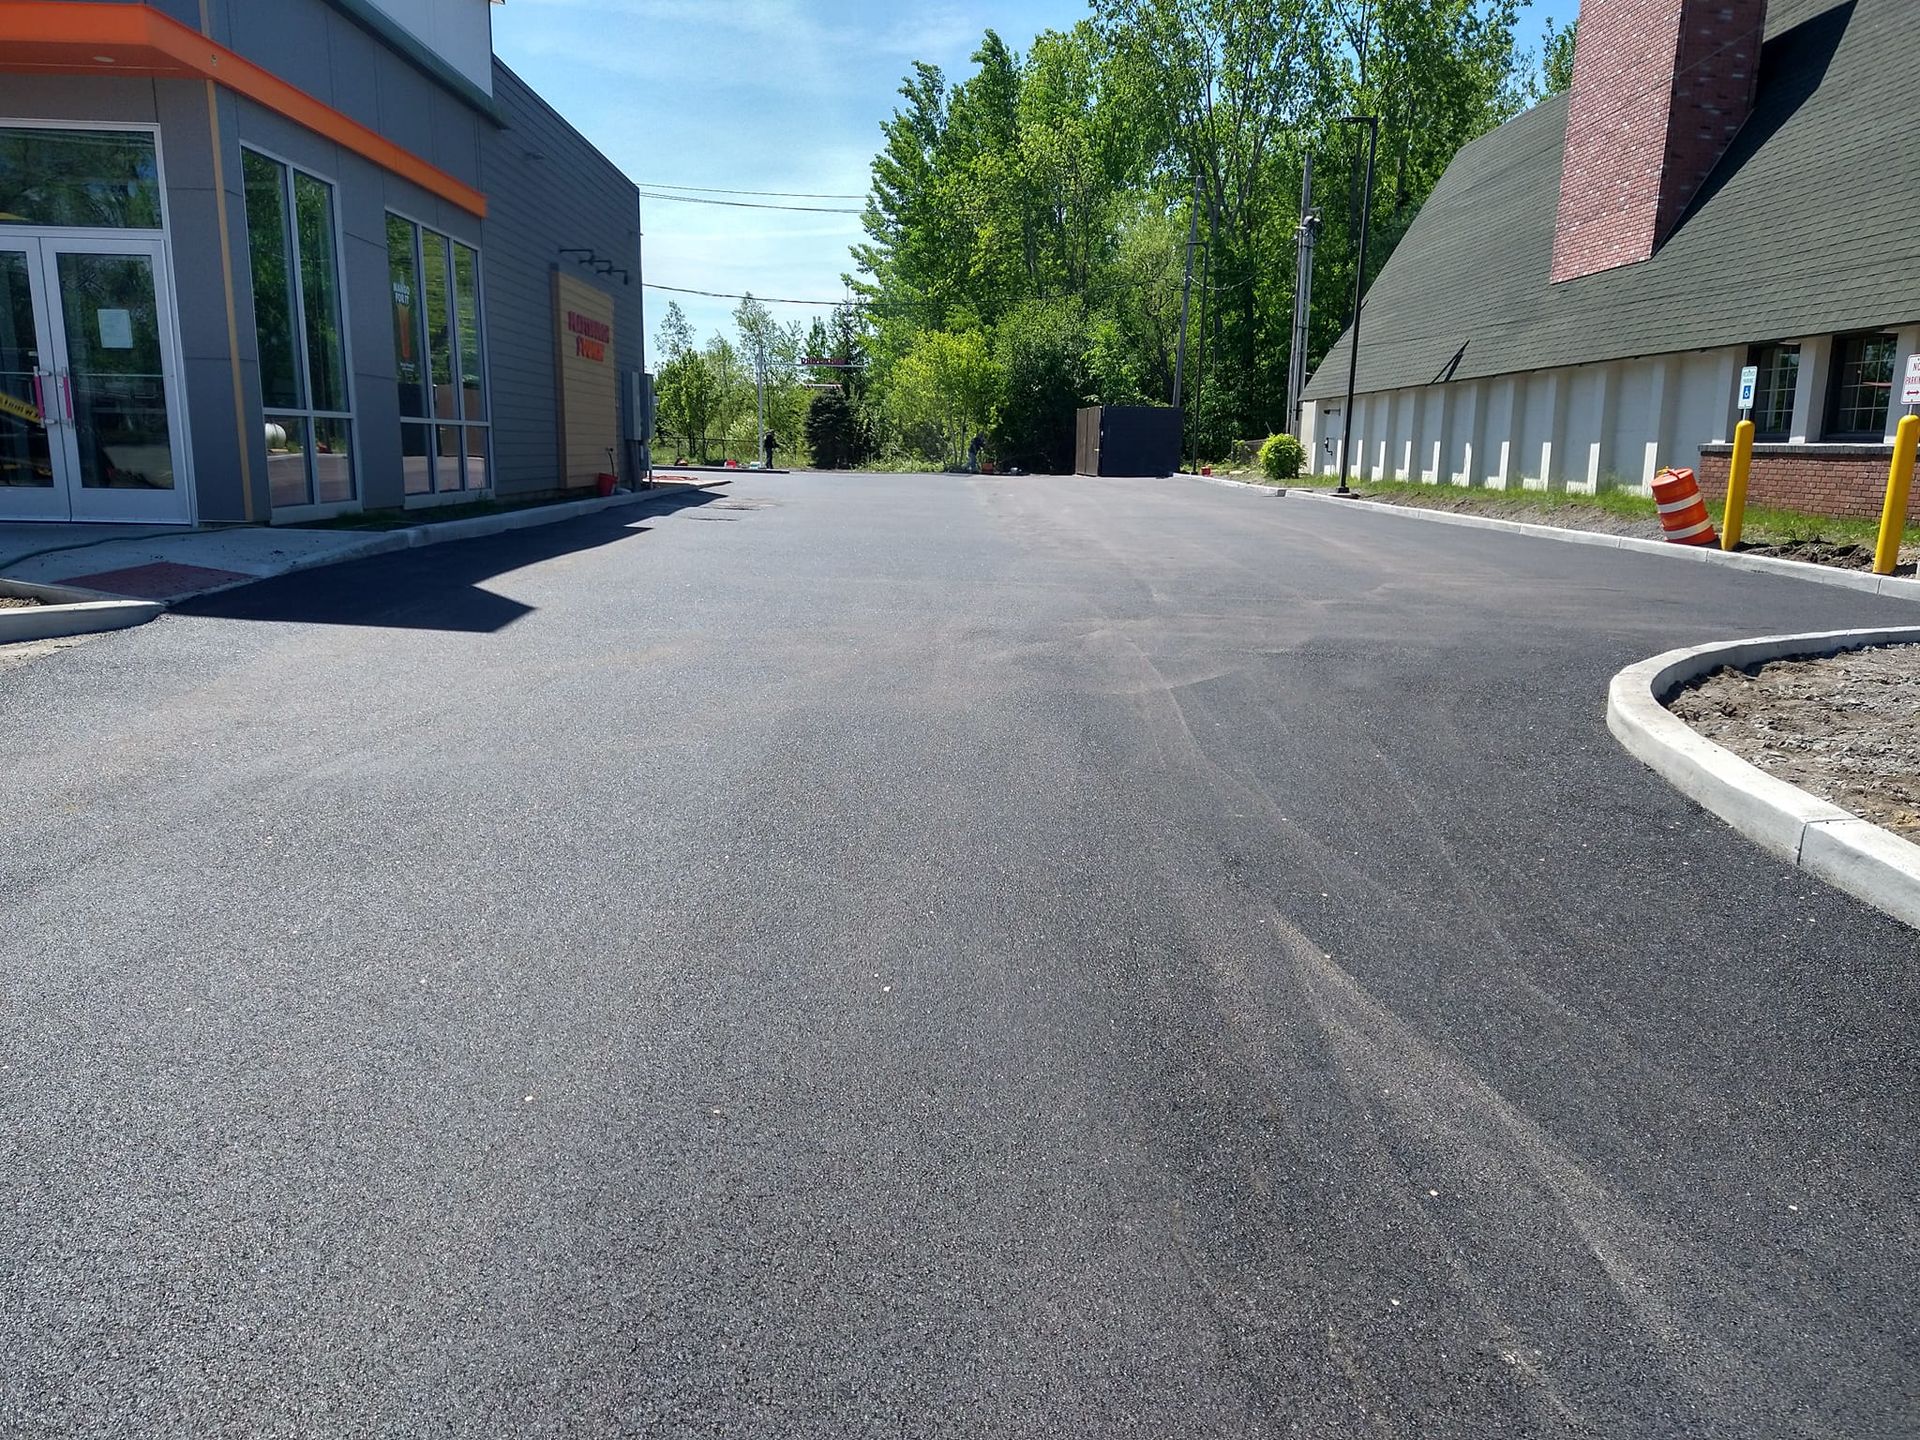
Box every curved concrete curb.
[0,579,162,643]
[1606,626,1920,929]
[1254,483,1920,603]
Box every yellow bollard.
[1721,418,1754,551]
[1873,414,1919,576]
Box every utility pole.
[1337,115,1378,497]
[754,333,766,464]
[1287,153,1320,439]
[1172,175,1200,413]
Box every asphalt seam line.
[1604,626,1920,932]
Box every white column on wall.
[1790,336,1830,443]
[1887,326,1920,442]
[1382,391,1397,481]
[1488,376,1518,488]
[1396,389,1415,479]
[1428,389,1451,485]
[1453,382,1481,485]
[1642,356,1674,487]
[1575,364,1615,492]
[1538,369,1569,489]
[1359,395,1375,479]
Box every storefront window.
[1745,342,1798,441]
[243,151,300,411]
[387,213,489,496]
[242,150,353,509]
[0,128,161,230]
[1825,332,1896,440]
[388,214,427,421]
[454,244,485,421]
[296,172,347,415]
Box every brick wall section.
[1697,444,1898,520]
[1550,0,1766,284]
[1655,1,1767,240]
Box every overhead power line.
[637,190,861,215]
[644,281,871,307]
[637,181,866,200]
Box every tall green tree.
[847,1,1531,465]
[1541,17,1577,95]
[653,299,695,362]
[885,329,1004,468]
[655,350,719,460]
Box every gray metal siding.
[25,0,635,514]
[478,63,641,497]
[219,0,489,513]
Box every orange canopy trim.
[0,1,487,218]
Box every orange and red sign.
[566,309,610,363]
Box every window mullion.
[285,168,312,415]
[282,165,318,505]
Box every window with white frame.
[242,149,354,509]
[387,213,489,496]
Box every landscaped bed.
[1263,476,1920,574]
[1668,643,1920,843]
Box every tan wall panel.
[554,271,618,489]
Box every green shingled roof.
[1302,0,1920,403]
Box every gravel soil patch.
[1351,488,1663,537]
[1669,643,1920,842]
[0,595,42,609]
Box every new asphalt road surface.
[4,475,1916,1438]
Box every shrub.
[1259,433,1305,481]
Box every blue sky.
[493,0,1579,358]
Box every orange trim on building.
[0,1,486,218]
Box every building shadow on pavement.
[172,488,721,634]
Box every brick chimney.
[1550,0,1767,284]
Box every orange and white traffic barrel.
[1651,466,1717,546]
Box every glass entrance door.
[0,244,63,516]
[0,235,189,523]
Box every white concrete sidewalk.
[0,482,719,602]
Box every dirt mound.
[1669,644,1920,842]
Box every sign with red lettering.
[567,309,610,363]
[1903,352,1920,407]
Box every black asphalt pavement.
[4,474,1916,1438]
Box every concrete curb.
[0,578,163,643]
[195,480,726,596]
[1185,473,1287,496]
[1204,478,1920,603]
[1605,626,1920,930]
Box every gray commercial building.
[0,0,644,527]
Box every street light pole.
[1287,153,1320,439]
[1337,114,1378,497]
[754,334,766,463]
[1173,174,1200,469]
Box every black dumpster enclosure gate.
[1074,406,1182,477]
